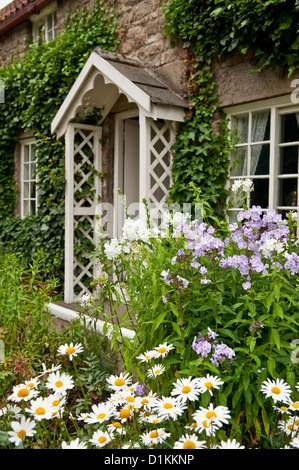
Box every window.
[226,97,299,221]
[31,3,58,43]
[21,140,38,217]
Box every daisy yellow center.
[17,430,26,439]
[157,347,167,354]
[291,403,299,409]
[114,378,125,387]
[150,431,159,439]
[112,422,122,429]
[191,422,197,429]
[183,441,196,449]
[287,424,294,431]
[35,407,46,415]
[152,419,159,424]
[163,403,173,409]
[206,411,217,419]
[205,381,213,389]
[126,396,135,403]
[280,406,288,411]
[17,388,29,398]
[66,347,76,355]
[52,400,60,407]
[145,355,151,360]
[202,420,211,428]
[271,387,281,395]
[155,370,160,375]
[55,381,63,388]
[295,419,299,426]
[182,386,191,394]
[120,409,130,419]
[98,436,107,444]
[97,413,106,420]
[141,399,149,405]
[27,382,35,388]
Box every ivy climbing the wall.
[162,0,299,215]
[0,0,118,281]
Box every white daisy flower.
[290,437,299,449]
[24,378,40,390]
[45,371,74,395]
[278,417,299,437]
[193,404,231,429]
[173,433,206,449]
[85,402,115,424]
[153,342,175,359]
[261,378,292,403]
[217,438,245,449]
[8,417,36,447]
[89,430,112,448]
[106,372,133,392]
[107,421,126,436]
[147,364,166,379]
[48,394,66,418]
[136,350,156,363]
[7,383,39,403]
[25,397,54,421]
[57,342,84,361]
[114,406,133,423]
[152,396,187,421]
[141,428,171,446]
[142,413,167,425]
[171,377,202,402]
[196,374,224,396]
[193,418,220,437]
[122,393,143,410]
[61,438,88,449]
[38,363,62,377]
[0,405,22,418]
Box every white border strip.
[47,302,135,340]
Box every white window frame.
[20,138,38,218]
[224,95,299,219]
[31,1,58,43]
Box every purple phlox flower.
[162,293,168,304]
[192,337,212,358]
[135,382,146,396]
[250,321,264,334]
[207,327,218,340]
[199,266,208,275]
[211,342,235,367]
[242,281,251,290]
[284,252,299,275]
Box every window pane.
[250,178,269,208]
[30,200,36,216]
[23,200,29,217]
[232,114,248,143]
[280,145,299,174]
[24,145,29,162]
[23,164,29,180]
[251,110,270,142]
[250,144,269,175]
[230,147,248,176]
[281,113,299,143]
[279,178,297,206]
[23,182,29,198]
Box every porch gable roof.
[51,49,188,138]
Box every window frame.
[224,95,299,219]
[31,1,58,43]
[20,138,38,218]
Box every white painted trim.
[47,302,135,340]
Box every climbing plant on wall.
[162,0,299,215]
[0,0,118,280]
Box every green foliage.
[162,0,299,214]
[0,0,119,280]
[94,192,299,448]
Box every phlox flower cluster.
[192,328,235,367]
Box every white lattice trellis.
[148,119,177,224]
[65,123,102,303]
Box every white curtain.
[250,111,269,175]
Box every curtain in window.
[250,111,269,175]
